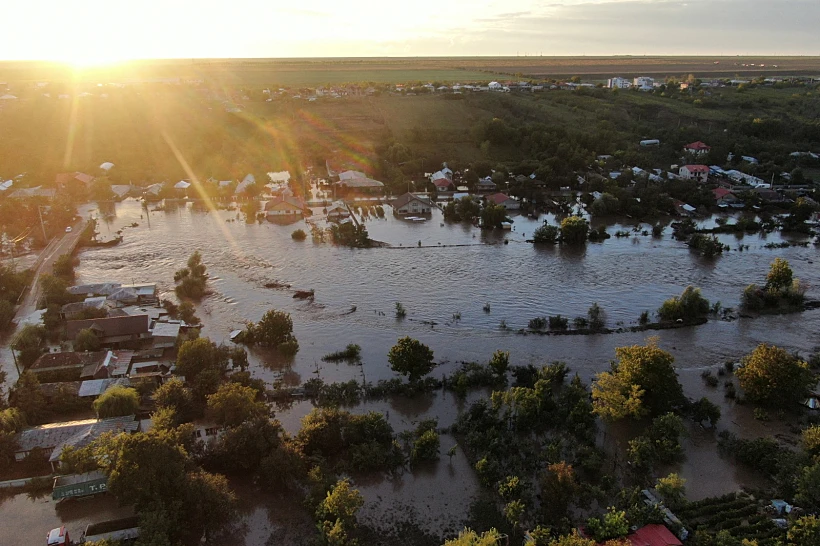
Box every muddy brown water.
[2,199,818,545]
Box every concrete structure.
[679,165,709,183]
[607,77,631,89]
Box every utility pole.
[37,205,48,242]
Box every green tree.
[443,528,503,546]
[735,343,813,407]
[788,515,820,546]
[206,382,267,427]
[548,531,596,546]
[11,324,47,369]
[765,258,793,292]
[585,507,629,542]
[691,397,721,426]
[560,216,589,245]
[0,407,26,466]
[9,371,46,424]
[0,299,14,330]
[153,378,195,422]
[75,328,101,352]
[803,425,820,456]
[533,224,559,244]
[480,203,507,230]
[184,470,237,541]
[52,254,77,282]
[588,303,605,330]
[655,473,686,506]
[176,337,229,383]
[245,309,296,347]
[540,461,578,524]
[388,336,435,382]
[658,285,710,322]
[592,340,684,419]
[93,386,140,418]
[489,350,510,377]
[317,478,364,528]
[796,461,820,513]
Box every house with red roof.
[679,165,709,183]
[713,187,741,207]
[683,141,711,156]
[627,524,682,546]
[486,192,520,210]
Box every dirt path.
[13,218,87,323]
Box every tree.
[75,328,101,352]
[184,470,237,541]
[11,324,47,369]
[317,478,364,528]
[560,216,589,245]
[765,258,793,292]
[540,461,578,524]
[796,461,820,513]
[585,508,629,542]
[489,350,510,377]
[93,386,140,418]
[388,336,435,382]
[655,473,686,506]
[533,224,559,244]
[735,344,813,407]
[444,528,503,546]
[176,337,229,383]
[0,407,26,466]
[206,383,267,427]
[153,378,195,422]
[548,531,595,546]
[803,425,820,456]
[691,397,721,426]
[658,285,710,322]
[0,299,14,330]
[788,515,820,546]
[9,372,46,424]
[628,413,686,469]
[245,309,296,347]
[588,303,605,330]
[481,203,507,230]
[592,340,684,419]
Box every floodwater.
[2,199,819,545]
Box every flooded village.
[1,69,820,546]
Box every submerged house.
[265,195,306,217]
[392,193,433,215]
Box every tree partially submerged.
[657,285,710,323]
[735,343,814,408]
[388,336,435,382]
[592,339,684,420]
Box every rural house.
[679,165,709,183]
[65,314,151,347]
[265,195,306,217]
[486,193,520,210]
[392,193,433,215]
[684,141,711,156]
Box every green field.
[2,56,820,87]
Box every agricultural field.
[676,493,787,545]
[2,56,820,87]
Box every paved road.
[13,218,87,323]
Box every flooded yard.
[2,199,818,544]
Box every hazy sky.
[4,0,819,62]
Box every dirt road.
[13,218,87,323]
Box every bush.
[533,224,559,244]
[291,229,307,241]
[528,316,547,330]
[549,315,569,330]
[322,344,362,362]
[560,216,589,245]
[658,285,710,322]
[93,386,140,418]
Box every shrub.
[323,344,362,362]
[658,286,710,322]
[528,316,547,330]
[291,229,307,241]
[548,315,569,330]
[533,224,559,244]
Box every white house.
[725,170,765,186]
[607,77,631,89]
[683,141,711,156]
[392,193,433,215]
[679,165,709,183]
[488,81,503,91]
[634,77,654,90]
[265,195,305,217]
